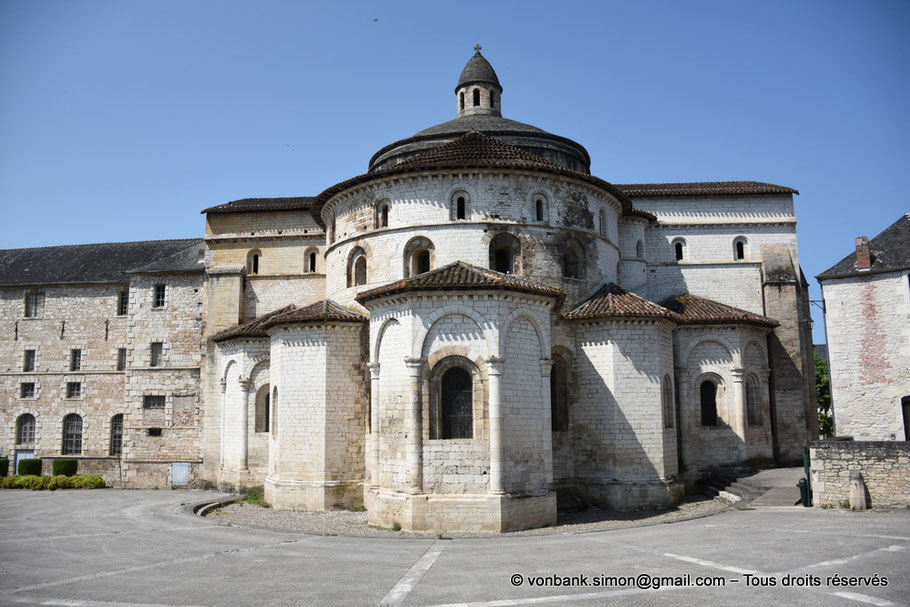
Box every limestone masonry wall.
[822,272,910,440]
[810,441,910,508]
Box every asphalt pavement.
[0,486,907,607]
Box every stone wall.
[810,441,910,508]
[321,172,623,308]
[822,272,910,441]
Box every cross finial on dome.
[474,44,482,53]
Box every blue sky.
[1,0,908,343]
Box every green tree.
[815,350,833,438]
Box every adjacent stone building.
[817,215,910,441]
[1,49,818,531]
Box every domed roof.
[367,46,591,174]
[456,45,501,92]
[315,132,631,227]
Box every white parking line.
[379,540,447,606]
[832,591,896,606]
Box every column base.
[265,476,364,511]
[367,488,556,533]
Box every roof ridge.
[0,237,201,254]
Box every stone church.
[0,48,817,532]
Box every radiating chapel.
[0,48,817,532]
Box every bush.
[17,459,42,476]
[0,474,105,491]
[0,457,8,477]
[74,475,106,489]
[52,459,78,477]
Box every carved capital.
[539,359,554,377]
[485,356,505,376]
[367,362,381,380]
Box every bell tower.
[455,45,503,118]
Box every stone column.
[219,378,227,467]
[367,362,381,488]
[238,378,252,471]
[731,368,747,461]
[403,357,425,493]
[674,367,688,471]
[539,359,554,489]
[486,357,505,494]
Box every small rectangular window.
[143,395,165,409]
[147,428,162,437]
[70,349,82,371]
[118,291,129,315]
[117,348,127,371]
[23,350,35,372]
[24,293,43,317]
[153,284,166,308]
[20,382,35,398]
[150,342,163,367]
[66,382,82,398]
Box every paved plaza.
[0,488,907,607]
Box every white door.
[171,462,189,487]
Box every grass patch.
[240,486,270,508]
[839,499,850,509]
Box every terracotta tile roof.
[615,181,798,198]
[211,305,296,342]
[0,239,203,287]
[661,294,779,327]
[817,214,910,280]
[565,283,681,321]
[355,260,565,305]
[260,299,366,329]
[212,301,365,342]
[201,197,315,214]
[314,132,632,227]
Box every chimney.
[855,236,871,269]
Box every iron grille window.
[70,349,82,371]
[153,284,166,308]
[147,428,162,437]
[66,382,82,398]
[118,291,129,315]
[143,395,165,409]
[150,342,163,367]
[20,382,35,398]
[23,350,35,372]
[62,413,83,455]
[24,293,43,317]
[441,367,473,439]
[109,414,123,456]
[17,414,36,444]
[117,348,126,371]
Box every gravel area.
[205,494,732,538]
